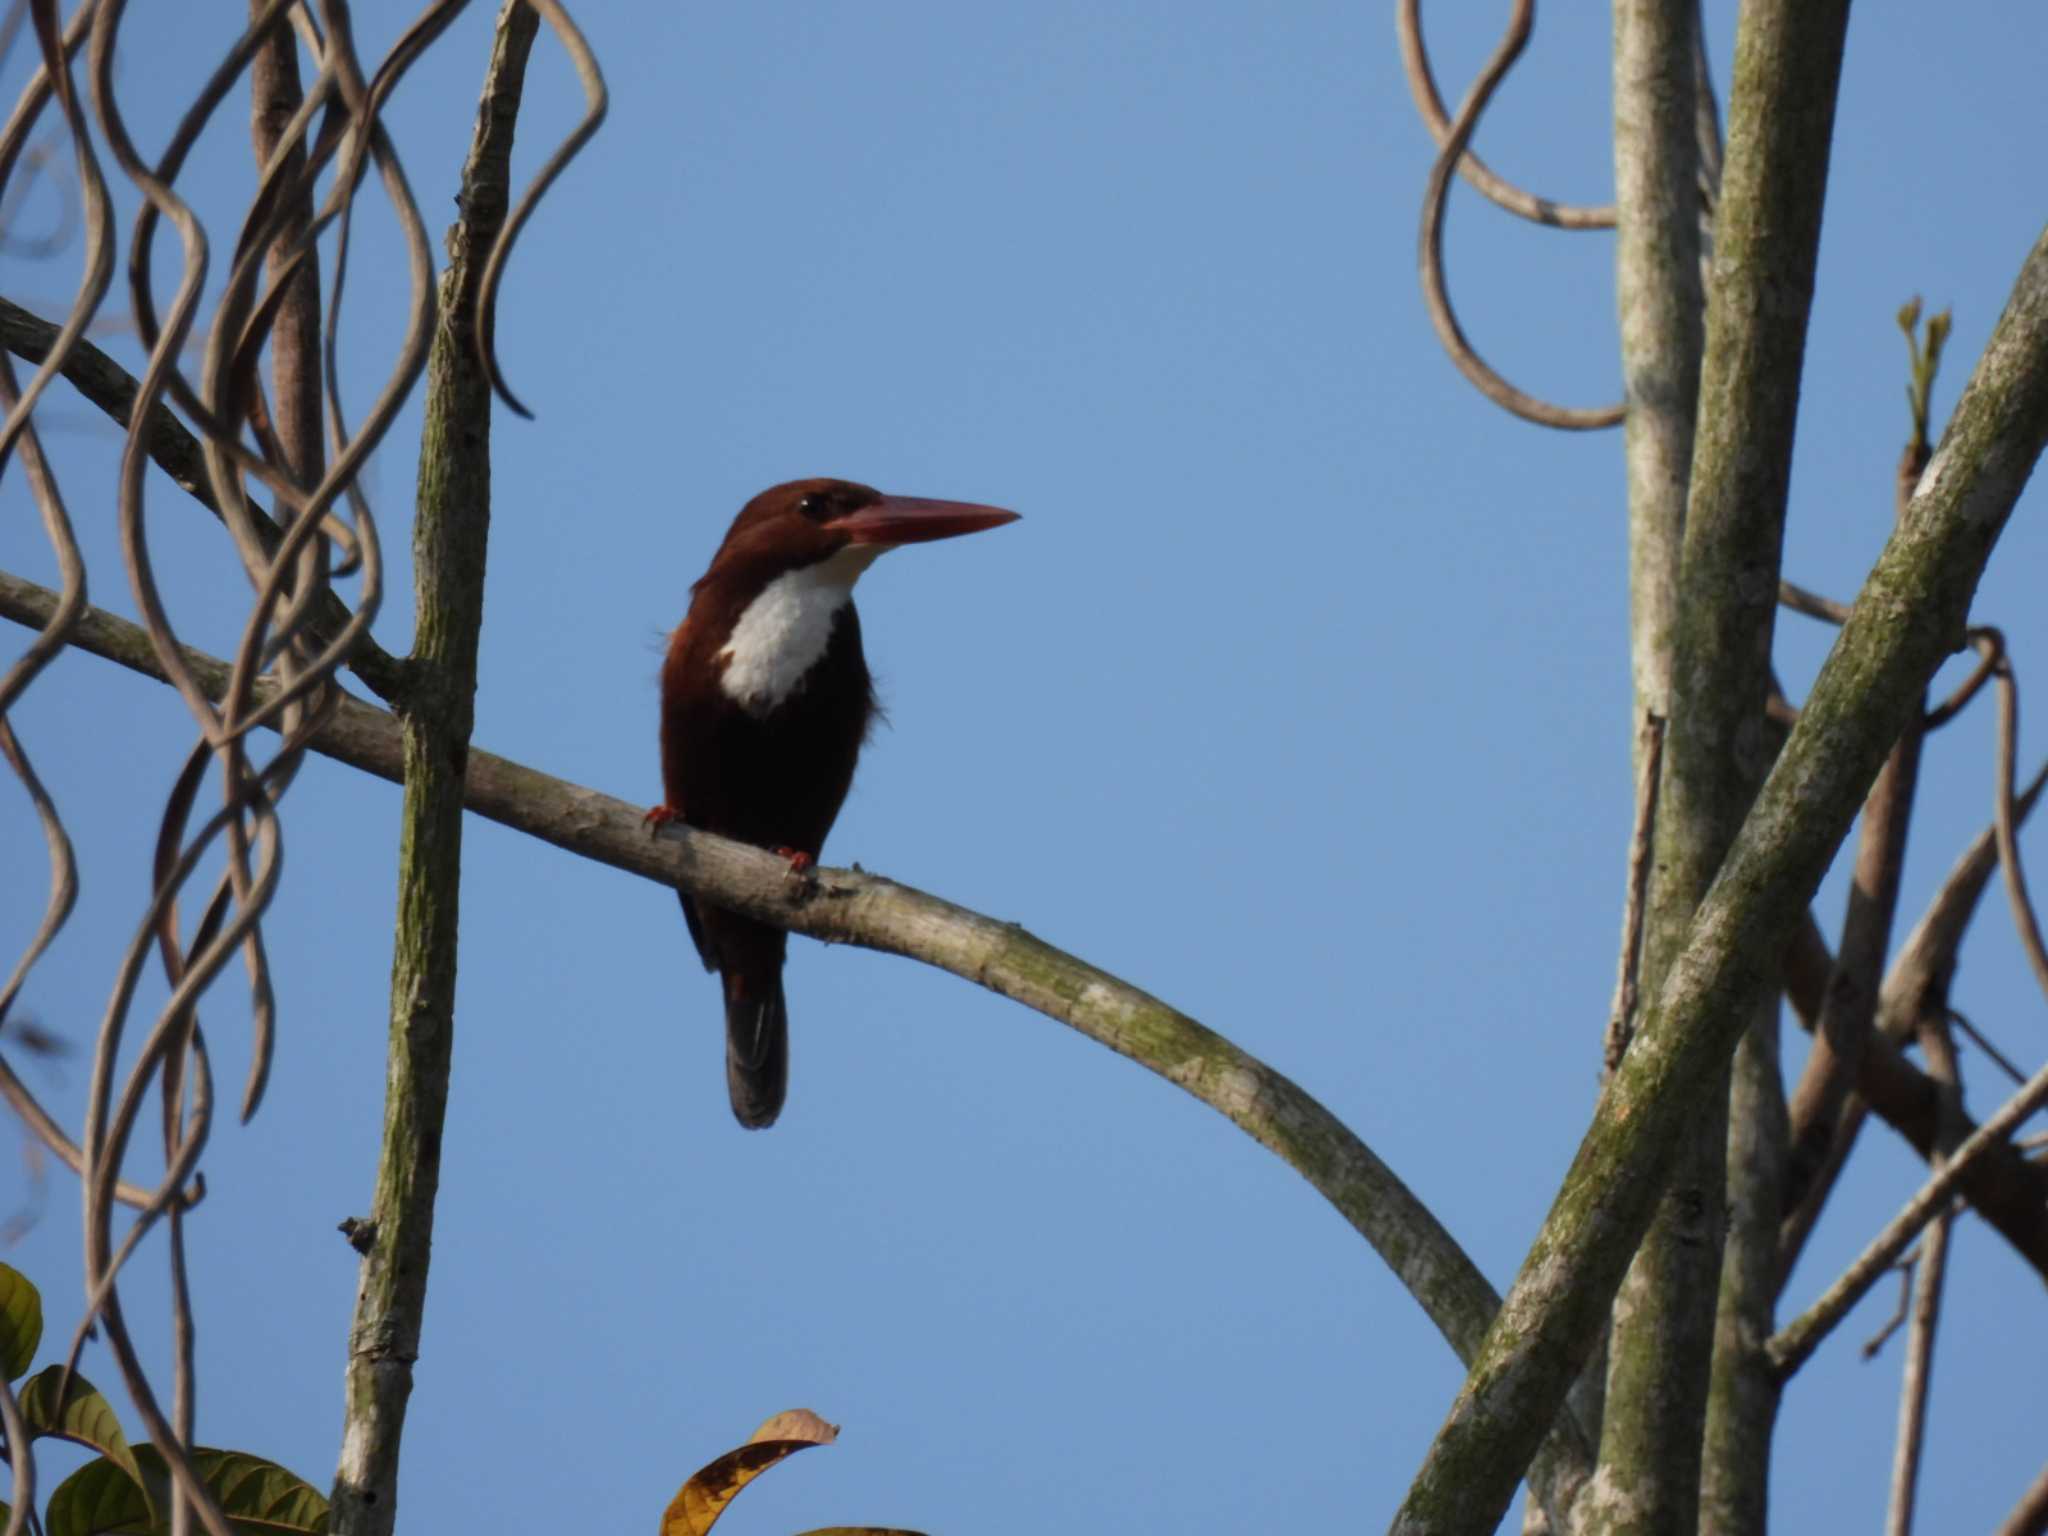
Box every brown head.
[698,478,1020,594]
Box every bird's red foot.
[644,804,682,833]
[772,846,816,875]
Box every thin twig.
[1990,652,2048,1008]
[0,294,408,702]
[1857,1251,1917,1361]
[1880,755,2048,1049]
[1768,1051,2048,1379]
[1781,694,1922,1218]
[1923,627,2002,730]
[1883,1016,1960,1536]
[1394,0,1614,228]
[1776,758,2048,1291]
[1604,711,1666,1072]
[470,0,606,418]
[0,1365,33,1536]
[1948,1008,2027,1087]
[1994,1461,2048,1536]
[1415,0,1625,429]
[1778,579,1852,626]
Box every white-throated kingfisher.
[651,478,1019,1127]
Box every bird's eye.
[796,494,825,521]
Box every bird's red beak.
[823,494,1020,547]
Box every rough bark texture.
[1778,722,1922,1259]
[1611,0,1701,734]
[1585,11,1705,1521]
[1883,1020,1959,1536]
[1591,1,1835,1529]
[328,8,538,1536]
[1388,201,2048,1535]
[247,4,323,491]
[1699,1002,1785,1536]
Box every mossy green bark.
[1391,197,2048,1536]
[1592,1,1713,1528]
[1592,2,1850,1529]
[328,9,539,1536]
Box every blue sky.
[4,3,2046,1531]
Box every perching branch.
[0,564,1603,1520]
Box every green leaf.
[45,1445,329,1536]
[18,1365,149,1514]
[0,1262,43,1381]
[45,1454,151,1536]
[184,1448,328,1533]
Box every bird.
[651,478,1020,1128]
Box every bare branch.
[0,294,409,701]
[0,565,1602,1521]
[1776,763,2048,1288]
[1922,626,2000,730]
[1858,1254,1916,1361]
[1415,0,1626,429]
[1396,0,1615,229]
[1883,1018,1959,1536]
[1949,1008,2027,1087]
[1604,710,1666,1073]
[1994,1461,2048,1536]
[1781,659,1923,1215]
[1767,1049,2048,1379]
[471,0,606,419]
[247,1,322,488]
[1879,755,2048,1048]
[1698,998,1787,1536]
[1991,652,2048,1008]
[1778,579,1851,626]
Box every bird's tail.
[723,969,789,1129]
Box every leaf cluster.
[0,1263,326,1536]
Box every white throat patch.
[718,543,885,714]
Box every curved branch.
[471,0,606,419]
[0,564,1597,1519]
[1416,0,1625,429]
[1923,626,2001,729]
[1991,653,2048,1008]
[0,294,408,702]
[1396,0,1614,229]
